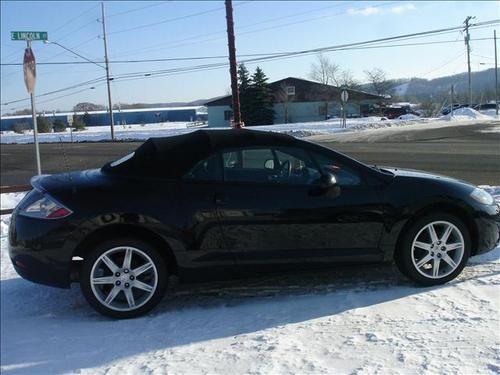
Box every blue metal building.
[0,106,207,131]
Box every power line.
[106,1,170,18]
[105,25,498,84]
[2,20,498,106]
[2,77,107,106]
[106,38,494,83]
[421,52,465,76]
[37,85,105,106]
[51,4,97,34]
[108,5,226,36]
[111,1,353,58]
[1,37,493,67]
[112,1,397,59]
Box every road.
[1,121,499,186]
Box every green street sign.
[11,31,48,41]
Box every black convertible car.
[8,129,500,318]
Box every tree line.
[11,113,88,134]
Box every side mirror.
[318,172,337,189]
[310,172,339,197]
[264,159,275,169]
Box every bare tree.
[364,67,392,95]
[337,69,360,89]
[309,54,340,86]
[73,102,105,112]
[309,55,341,119]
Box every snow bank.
[479,108,500,119]
[0,122,203,144]
[440,107,492,121]
[397,114,420,120]
[0,192,26,210]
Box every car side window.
[222,148,275,183]
[242,149,274,169]
[183,153,222,182]
[222,147,320,185]
[309,151,362,186]
[274,147,320,185]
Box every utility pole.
[101,1,115,140]
[495,30,498,116]
[464,16,474,107]
[450,84,455,118]
[224,0,244,128]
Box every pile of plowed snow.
[441,107,491,120]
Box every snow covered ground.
[0,121,201,144]
[1,188,499,374]
[1,108,497,144]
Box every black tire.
[80,237,167,319]
[395,213,471,286]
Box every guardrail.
[1,184,32,215]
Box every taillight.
[20,194,73,219]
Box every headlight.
[20,194,72,219]
[470,188,495,205]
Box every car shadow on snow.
[1,260,498,374]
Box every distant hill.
[365,68,498,103]
[114,96,223,110]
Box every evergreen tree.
[53,119,66,132]
[72,114,86,131]
[238,63,251,91]
[82,111,92,127]
[249,66,274,125]
[238,63,253,125]
[36,116,51,133]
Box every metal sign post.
[449,85,455,118]
[340,89,349,129]
[25,40,41,175]
[12,31,46,175]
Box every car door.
[216,146,385,266]
[215,147,294,260]
[178,152,235,269]
[282,148,386,262]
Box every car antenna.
[58,136,77,194]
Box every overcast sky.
[1,1,498,114]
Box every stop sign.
[23,47,36,93]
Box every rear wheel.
[80,238,167,319]
[395,213,470,286]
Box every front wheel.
[80,238,167,319]
[395,213,471,286]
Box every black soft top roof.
[103,129,298,178]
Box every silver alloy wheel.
[411,221,465,279]
[90,246,158,312]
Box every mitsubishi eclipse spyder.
[8,129,500,318]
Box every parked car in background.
[473,103,497,111]
[383,106,420,119]
[441,104,468,115]
[8,130,500,318]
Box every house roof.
[204,77,385,106]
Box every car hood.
[381,166,476,190]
